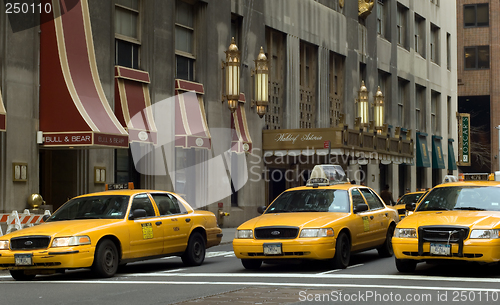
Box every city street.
[1,241,500,305]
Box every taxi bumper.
[0,246,95,270]
[393,237,500,263]
[233,237,336,260]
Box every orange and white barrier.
[0,209,51,236]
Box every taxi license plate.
[430,243,451,256]
[14,254,33,266]
[263,243,282,255]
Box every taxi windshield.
[265,189,349,213]
[398,193,422,206]
[416,186,500,212]
[47,195,130,221]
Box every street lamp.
[357,80,369,125]
[373,86,384,133]
[223,37,241,113]
[252,46,269,118]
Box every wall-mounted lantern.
[373,86,385,133]
[222,37,241,113]
[251,46,269,118]
[357,80,369,125]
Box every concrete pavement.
[220,227,236,245]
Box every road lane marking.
[205,251,234,258]
[2,279,500,292]
[317,269,341,275]
[118,272,500,284]
[161,268,186,273]
[347,264,364,269]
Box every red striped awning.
[231,94,252,153]
[174,80,211,149]
[115,66,157,144]
[0,88,5,132]
[39,0,128,148]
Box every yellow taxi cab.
[393,173,500,272]
[0,184,222,280]
[393,191,425,220]
[233,165,399,270]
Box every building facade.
[457,0,496,173]
[0,0,457,227]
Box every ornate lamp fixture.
[252,46,269,118]
[222,37,241,113]
[357,80,369,125]
[373,86,385,132]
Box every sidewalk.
[220,227,236,245]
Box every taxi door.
[151,193,193,254]
[359,188,389,245]
[127,193,164,258]
[350,188,381,251]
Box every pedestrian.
[350,180,356,185]
[380,184,395,206]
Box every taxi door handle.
[370,216,374,220]
[155,221,162,226]
[385,213,388,217]
[185,218,191,223]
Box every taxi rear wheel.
[181,232,206,266]
[332,232,350,269]
[241,259,262,269]
[377,224,395,257]
[92,239,118,278]
[395,259,417,273]
[9,270,36,281]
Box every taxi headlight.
[0,240,9,250]
[394,228,417,238]
[235,230,254,239]
[51,236,91,247]
[300,228,334,238]
[470,229,500,239]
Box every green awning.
[448,139,457,170]
[432,136,446,169]
[416,132,431,168]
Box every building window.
[397,4,408,49]
[447,96,452,137]
[415,85,425,132]
[398,79,408,128]
[115,0,140,69]
[465,46,490,70]
[377,0,386,38]
[464,4,489,27]
[299,41,317,129]
[329,52,344,127]
[175,0,195,81]
[430,24,440,64]
[446,33,451,70]
[266,28,285,130]
[431,91,440,135]
[415,14,425,58]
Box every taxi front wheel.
[92,239,118,278]
[241,259,262,269]
[182,232,206,266]
[332,232,350,269]
[395,258,417,273]
[9,270,36,281]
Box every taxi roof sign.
[306,165,348,187]
[105,182,134,191]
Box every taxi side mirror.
[353,203,369,213]
[257,206,267,214]
[42,214,50,222]
[405,202,416,212]
[130,209,147,220]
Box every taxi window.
[47,195,129,221]
[359,188,384,210]
[130,194,156,217]
[151,193,186,215]
[265,189,349,213]
[417,186,500,212]
[351,189,366,207]
[398,193,422,205]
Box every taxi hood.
[0,219,122,238]
[400,211,500,228]
[239,212,350,229]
